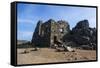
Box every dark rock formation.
[73,20,89,29]
[31,20,43,46]
[63,19,97,50]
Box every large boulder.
[73,20,89,29]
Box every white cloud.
[88,17,96,28]
[17,18,34,24]
[17,31,33,41]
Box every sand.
[17,48,96,65]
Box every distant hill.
[17,40,29,45]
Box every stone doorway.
[54,36,57,44]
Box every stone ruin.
[31,19,70,47]
[31,19,97,50]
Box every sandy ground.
[17,48,96,65]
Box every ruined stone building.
[31,19,70,47]
[31,19,97,50]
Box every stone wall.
[31,19,70,47]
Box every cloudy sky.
[17,3,96,41]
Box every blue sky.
[17,3,96,41]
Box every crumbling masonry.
[31,19,70,47]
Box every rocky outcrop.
[31,20,43,46]
[63,20,97,50]
[31,19,97,50]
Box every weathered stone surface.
[63,19,97,50]
[31,19,97,50]
[31,20,43,46]
[73,20,89,29]
[31,19,70,47]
